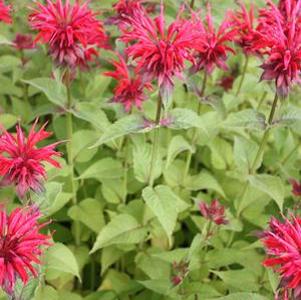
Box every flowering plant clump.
[0,0,301,299]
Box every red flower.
[107,0,146,27]
[0,206,50,294]
[258,0,301,97]
[219,75,235,91]
[230,2,264,56]
[13,34,35,51]
[191,4,236,75]
[120,4,203,101]
[0,0,11,24]
[29,0,108,69]
[0,120,61,198]
[289,179,301,197]
[198,199,228,225]
[104,55,152,112]
[261,216,301,299]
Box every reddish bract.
[0,120,61,198]
[198,199,228,225]
[13,34,35,51]
[29,0,107,69]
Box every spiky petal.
[198,199,228,225]
[29,0,108,69]
[0,206,50,294]
[0,0,11,24]
[0,120,61,198]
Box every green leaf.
[138,279,173,295]
[0,113,18,129]
[72,102,111,131]
[92,114,146,147]
[78,158,123,181]
[248,174,285,211]
[0,34,12,45]
[68,198,105,233]
[34,285,59,300]
[23,78,67,107]
[212,270,259,292]
[216,293,269,300]
[223,109,266,130]
[46,243,80,279]
[142,185,189,245]
[101,246,125,275]
[0,55,21,73]
[166,135,193,168]
[91,214,147,253]
[167,108,208,135]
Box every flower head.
[0,206,50,294]
[261,215,301,298]
[13,34,35,51]
[230,2,264,56]
[0,0,11,24]
[258,0,301,97]
[107,0,146,27]
[198,199,228,225]
[120,4,203,101]
[191,4,236,75]
[104,54,152,112]
[29,0,108,69]
[0,120,61,198]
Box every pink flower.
[0,120,61,198]
[230,2,264,56]
[104,55,152,112]
[258,0,301,97]
[0,206,50,294]
[198,199,228,225]
[107,0,146,27]
[191,4,237,75]
[29,0,108,69]
[0,0,11,24]
[120,4,203,101]
[289,179,301,197]
[13,34,35,51]
[261,216,301,299]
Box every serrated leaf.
[248,174,284,211]
[166,135,193,168]
[142,185,189,245]
[45,243,80,279]
[91,214,147,253]
[23,78,67,107]
[78,158,123,181]
[223,109,266,130]
[68,198,104,233]
[92,114,146,147]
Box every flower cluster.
[0,0,11,24]
[199,199,228,225]
[0,206,50,294]
[261,216,301,299]
[29,0,108,69]
[0,121,61,198]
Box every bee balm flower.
[104,55,152,112]
[199,199,228,225]
[261,216,301,299]
[120,4,203,101]
[0,0,11,24]
[29,0,108,69]
[0,121,61,198]
[0,206,50,294]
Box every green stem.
[183,72,207,180]
[236,93,279,217]
[190,0,195,9]
[65,72,80,246]
[148,94,163,187]
[123,137,129,203]
[236,55,249,96]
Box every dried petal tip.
[29,0,108,69]
[0,0,11,24]
[0,120,61,198]
[198,199,228,225]
[0,206,50,294]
